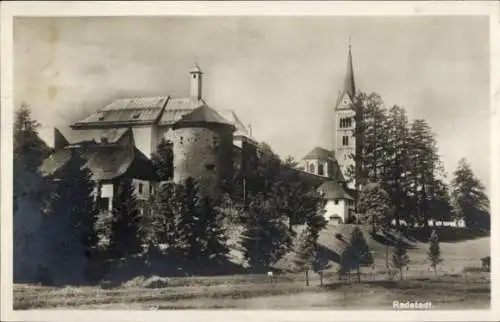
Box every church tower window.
[342,136,349,146]
[318,163,325,176]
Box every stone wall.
[171,125,233,196]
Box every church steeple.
[343,41,356,99]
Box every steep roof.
[317,180,354,200]
[172,104,236,130]
[343,45,356,99]
[217,109,255,140]
[56,127,130,145]
[303,147,335,161]
[40,144,156,181]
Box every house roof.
[39,144,156,181]
[317,180,354,200]
[72,96,169,127]
[56,127,130,145]
[173,104,236,130]
[303,147,335,161]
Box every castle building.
[40,64,257,212]
[300,45,359,224]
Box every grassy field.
[13,225,490,310]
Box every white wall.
[323,199,349,224]
[132,126,154,158]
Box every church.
[301,45,359,224]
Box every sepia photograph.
[1,1,499,321]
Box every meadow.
[13,225,490,310]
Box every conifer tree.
[43,150,98,284]
[240,192,291,272]
[294,225,317,286]
[348,227,373,282]
[109,179,143,258]
[358,182,392,232]
[13,104,51,283]
[196,196,229,261]
[151,138,174,181]
[392,237,410,280]
[428,230,442,276]
[451,158,490,232]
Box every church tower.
[334,44,357,190]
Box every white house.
[317,180,355,225]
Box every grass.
[13,225,490,310]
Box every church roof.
[317,180,354,200]
[173,104,236,130]
[343,45,356,99]
[303,147,335,161]
[40,144,156,182]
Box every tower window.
[318,163,325,176]
[342,136,349,146]
[138,183,143,194]
[309,163,315,174]
[340,117,353,128]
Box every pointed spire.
[343,40,356,99]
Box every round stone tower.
[172,104,235,197]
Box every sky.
[14,16,490,194]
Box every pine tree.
[195,195,230,261]
[108,179,143,258]
[240,192,291,272]
[392,237,410,280]
[13,104,52,283]
[43,150,98,284]
[151,138,174,181]
[451,158,490,232]
[358,182,392,231]
[294,225,317,286]
[428,230,442,276]
[348,227,374,282]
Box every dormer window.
[132,111,141,119]
[97,112,105,121]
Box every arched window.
[138,183,143,194]
[309,163,315,174]
[318,163,324,176]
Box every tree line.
[348,92,490,232]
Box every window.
[342,136,349,146]
[138,183,143,194]
[132,111,141,119]
[339,117,353,129]
[309,163,315,173]
[149,184,154,195]
[205,164,215,171]
[318,163,324,176]
[98,197,110,211]
[334,199,339,205]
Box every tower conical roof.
[343,44,356,99]
[173,104,235,130]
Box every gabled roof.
[217,109,256,140]
[173,104,235,130]
[317,180,354,200]
[303,147,335,161]
[40,144,156,182]
[56,127,131,145]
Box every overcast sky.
[14,16,490,194]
